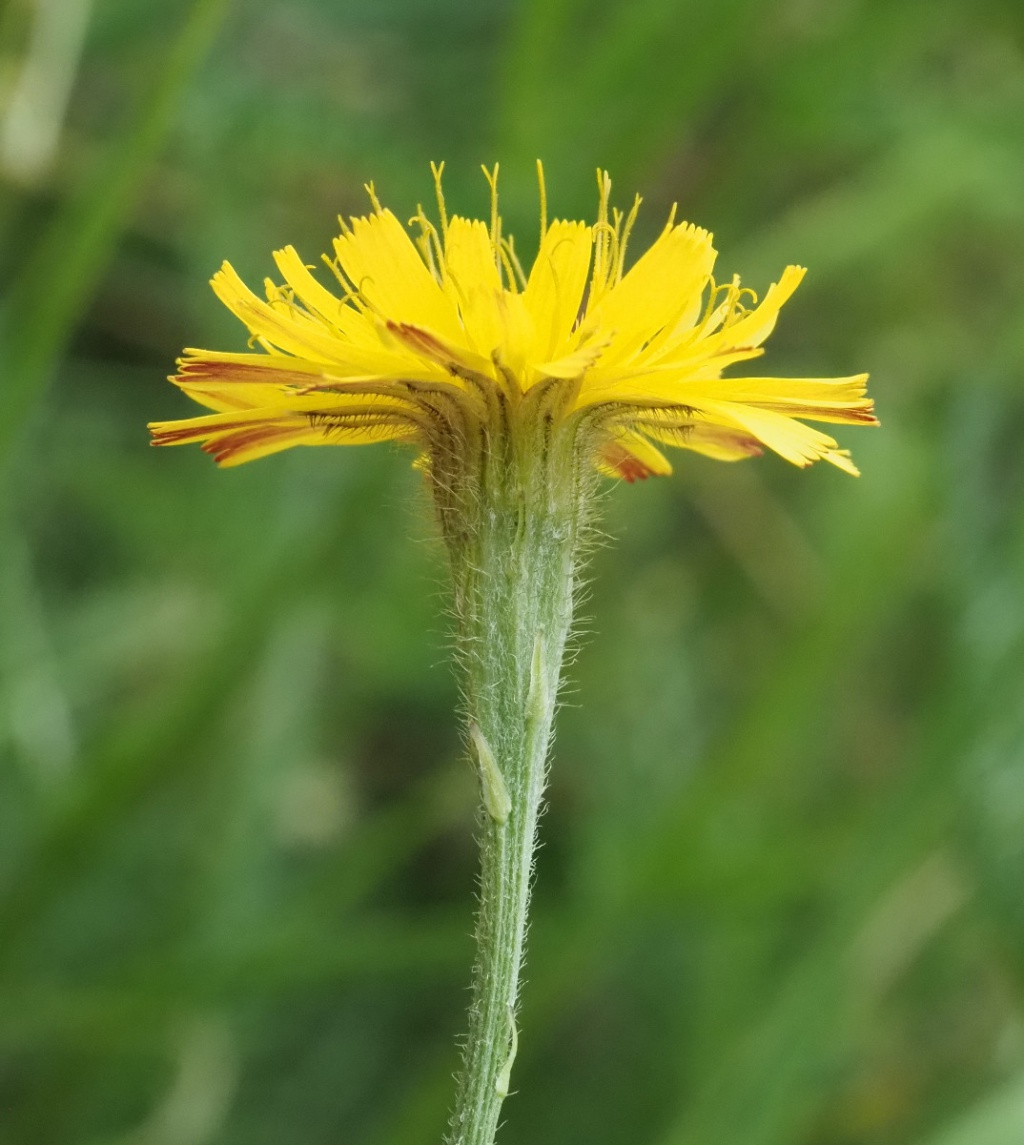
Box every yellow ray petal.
[211,263,352,362]
[522,220,592,367]
[383,320,494,382]
[594,429,673,482]
[535,328,612,380]
[443,217,505,358]
[333,209,462,340]
[493,290,535,382]
[695,399,861,474]
[272,246,379,346]
[177,380,301,412]
[208,419,410,467]
[704,266,805,355]
[149,401,416,467]
[173,350,333,411]
[208,423,325,466]
[173,349,431,411]
[572,361,876,426]
[200,264,443,379]
[587,223,716,366]
[682,374,877,425]
[644,420,764,462]
[150,397,417,440]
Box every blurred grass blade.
[0,507,323,947]
[0,0,93,183]
[0,0,229,471]
[500,0,757,185]
[917,1073,1024,1145]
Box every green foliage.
[1,0,1024,1142]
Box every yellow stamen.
[364,181,383,214]
[482,163,501,274]
[536,159,548,246]
[320,255,368,312]
[409,205,445,283]
[430,160,449,241]
[614,194,642,285]
[502,236,528,292]
[498,243,520,294]
[596,169,611,228]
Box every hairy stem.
[441,417,592,1145]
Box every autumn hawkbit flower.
[150,164,876,1145]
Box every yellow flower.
[150,164,876,479]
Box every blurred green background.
[2,0,1024,1142]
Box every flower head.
[150,164,876,479]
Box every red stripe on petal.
[202,423,305,464]
[176,360,320,386]
[750,402,879,424]
[599,441,657,482]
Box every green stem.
[441,416,592,1145]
